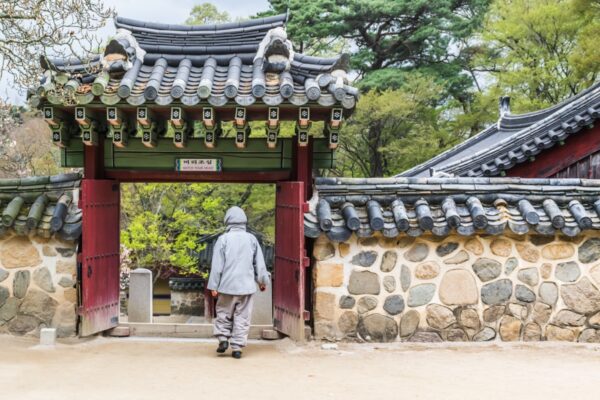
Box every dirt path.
[1,336,600,400]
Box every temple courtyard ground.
[0,335,599,399]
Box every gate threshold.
[113,323,278,340]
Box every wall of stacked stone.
[312,232,600,343]
[0,234,78,337]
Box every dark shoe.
[217,341,229,353]
[232,351,242,359]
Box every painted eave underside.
[0,173,82,240]
[34,14,358,110]
[399,82,600,178]
[305,176,600,242]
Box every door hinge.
[303,257,310,267]
[303,310,310,321]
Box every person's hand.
[259,284,266,292]
[211,290,218,297]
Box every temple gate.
[34,14,358,340]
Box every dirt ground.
[1,336,600,400]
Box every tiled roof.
[0,173,82,240]
[399,82,600,177]
[305,176,600,241]
[34,14,358,109]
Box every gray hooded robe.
[207,207,270,295]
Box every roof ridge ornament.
[102,28,146,74]
[255,27,294,73]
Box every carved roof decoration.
[305,176,600,242]
[399,82,600,178]
[0,173,82,240]
[33,14,358,110]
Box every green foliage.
[121,183,274,278]
[473,0,600,111]
[334,74,464,177]
[185,3,230,25]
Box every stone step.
[118,322,275,339]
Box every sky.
[1,0,271,104]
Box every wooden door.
[273,181,308,341]
[79,179,120,336]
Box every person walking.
[207,206,270,359]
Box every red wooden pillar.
[292,138,313,200]
[84,142,104,179]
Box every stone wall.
[312,232,600,343]
[0,234,78,337]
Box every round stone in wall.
[399,310,420,337]
[426,304,456,330]
[541,243,574,260]
[400,265,411,292]
[555,261,581,282]
[517,267,539,287]
[578,329,600,343]
[357,313,398,342]
[472,258,502,282]
[532,302,552,325]
[383,276,396,293]
[491,238,512,257]
[523,322,542,341]
[313,242,335,261]
[348,271,380,295]
[0,286,8,308]
[499,315,522,341]
[33,266,55,293]
[338,311,358,336]
[13,270,30,299]
[445,328,468,342]
[404,243,429,262]
[415,261,440,280]
[481,279,513,305]
[473,327,496,341]
[0,297,19,322]
[504,257,518,276]
[578,238,600,264]
[19,288,58,325]
[465,238,483,255]
[436,242,458,257]
[539,282,558,305]
[560,277,600,314]
[589,311,600,329]
[352,251,378,267]
[515,284,536,303]
[458,308,481,332]
[0,236,42,269]
[383,295,405,315]
[357,296,378,314]
[483,305,506,323]
[339,295,356,309]
[516,243,540,263]
[439,269,478,306]
[407,284,435,307]
[380,251,397,272]
[546,325,577,341]
[444,250,469,265]
[553,309,586,327]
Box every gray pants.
[214,294,254,350]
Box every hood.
[224,206,247,227]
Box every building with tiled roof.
[399,82,600,178]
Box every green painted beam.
[60,138,335,170]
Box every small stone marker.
[321,343,338,350]
[261,329,280,340]
[128,268,153,323]
[40,328,56,346]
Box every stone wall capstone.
[312,232,600,343]
[0,233,77,337]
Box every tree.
[185,3,230,25]
[334,74,461,177]
[0,0,112,90]
[120,183,275,280]
[473,0,600,111]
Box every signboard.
[175,159,222,172]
